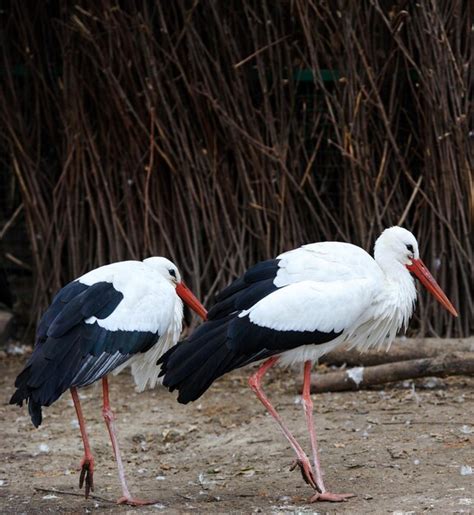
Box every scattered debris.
[198,473,215,489]
[5,342,30,356]
[421,377,444,389]
[236,467,256,477]
[162,428,183,443]
[388,448,408,459]
[347,366,364,386]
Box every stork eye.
[406,244,414,253]
[169,269,176,278]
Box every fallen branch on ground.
[310,352,474,393]
[320,338,474,367]
[33,487,116,504]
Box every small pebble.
[39,443,50,453]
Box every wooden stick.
[33,487,116,504]
[0,204,23,240]
[310,352,474,394]
[319,338,474,367]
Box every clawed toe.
[289,458,319,491]
[310,491,356,503]
[78,457,94,498]
[117,496,161,506]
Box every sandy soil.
[1,352,473,514]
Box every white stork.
[159,226,457,502]
[10,257,207,506]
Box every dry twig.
[33,487,116,504]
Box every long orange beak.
[406,259,458,317]
[176,282,207,320]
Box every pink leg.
[302,361,355,502]
[102,376,158,506]
[70,387,94,498]
[248,357,318,490]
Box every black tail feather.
[28,398,43,428]
[160,319,230,388]
[175,341,236,403]
[10,365,44,428]
[10,337,75,426]
[159,317,242,403]
[159,258,284,403]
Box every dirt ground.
[1,349,473,514]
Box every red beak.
[176,282,207,320]
[406,259,458,317]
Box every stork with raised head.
[159,227,458,502]
[10,257,206,506]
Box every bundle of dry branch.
[0,1,472,336]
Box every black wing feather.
[47,282,123,338]
[36,282,88,341]
[10,280,158,426]
[208,260,280,319]
[160,258,341,404]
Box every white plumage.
[79,259,182,333]
[239,227,419,365]
[126,299,184,391]
[77,258,186,390]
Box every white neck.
[374,250,417,332]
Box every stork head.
[374,226,457,317]
[143,257,207,320]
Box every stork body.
[10,257,206,505]
[159,227,457,502]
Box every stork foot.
[78,455,94,498]
[117,496,160,506]
[310,491,355,502]
[290,458,318,490]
